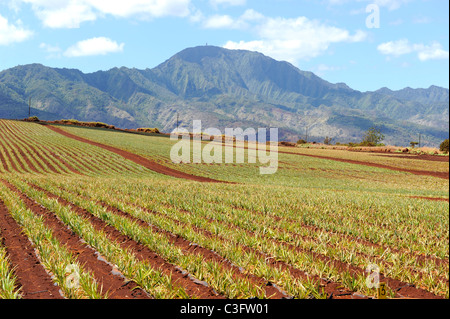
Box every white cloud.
[315,63,343,77]
[64,37,124,57]
[222,14,367,65]
[417,43,449,61]
[40,42,61,53]
[33,1,96,28]
[204,15,236,29]
[378,39,449,61]
[239,9,264,21]
[210,0,246,7]
[203,9,264,29]
[39,42,62,58]
[0,14,33,45]
[327,0,411,11]
[18,0,191,28]
[377,39,414,56]
[372,0,411,11]
[87,0,191,18]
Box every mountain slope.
[0,46,448,147]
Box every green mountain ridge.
[0,45,448,147]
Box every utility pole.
[177,113,179,131]
[305,126,308,143]
[305,125,311,143]
[419,133,421,148]
[28,97,31,118]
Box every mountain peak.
[0,46,448,147]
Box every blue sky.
[0,0,448,92]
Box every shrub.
[297,139,307,144]
[27,116,39,122]
[359,141,376,147]
[137,128,160,134]
[440,139,449,154]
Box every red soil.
[98,201,287,299]
[409,196,449,202]
[0,197,63,299]
[3,180,150,299]
[376,154,449,162]
[29,183,223,299]
[1,124,60,174]
[44,124,226,183]
[279,150,449,179]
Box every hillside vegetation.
[0,46,448,147]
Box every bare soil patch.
[0,194,63,299]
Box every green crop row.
[0,222,21,299]
[4,177,192,299]
[33,174,448,298]
[0,120,157,177]
[0,181,105,299]
[25,175,396,299]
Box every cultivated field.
[0,119,448,299]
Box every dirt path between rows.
[410,196,449,202]
[28,182,223,299]
[3,180,150,299]
[44,124,226,183]
[278,150,449,179]
[0,198,63,299]
[97,199,287,299]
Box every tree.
[361,126,385,146]
[323,136,332,145]
[440,139,449,154]
[410,141,419,148]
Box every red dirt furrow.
[206,203,449,285]
[225,203,449,268]
[27,183,223,299]
[374,154,449,162]
[134,199,444,299]
[13,146,40,173]
[50,183,366,299]
[37,144,82,175]
[0,135,33,173]
[0,123,45,173]
[0,199,64,299]
[235,220,446,299]
[43,124,226,183]
[278,150,449,179]
[42,184,289,299]
[98,197,363,299]
[0,139,20,172]
[0,148,9,172]
[22,143,59,174]
[95,200,287,299]
[409,196,449,203]
[3,180,150,299]
[153,208,361,298]
[0,124,59,174]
